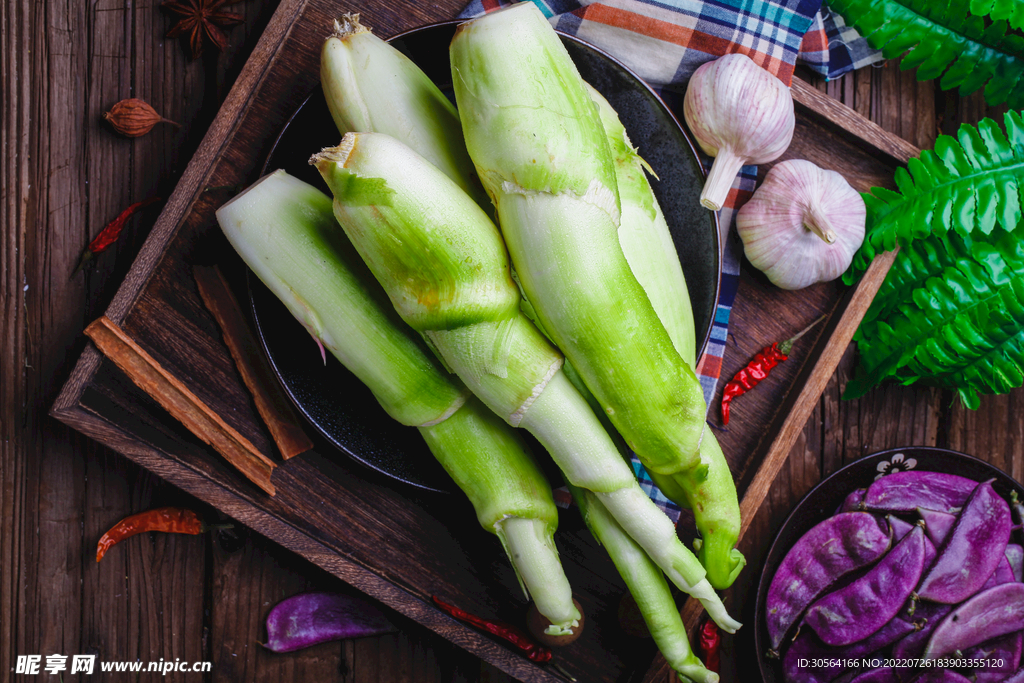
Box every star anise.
[162,0,244,60]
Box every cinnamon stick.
[85,316,277,495]
[193,265,313,460]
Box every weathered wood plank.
[208,529,346,681]
[11,3,1024,683]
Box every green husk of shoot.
[573,485,720,683]
[586,83,697,364]
[587,86,745,590]
[450,3,708,476]
[216,170,575,632]
[312,134,741,632]
[420,397,575,631]
[215,170,465,427]
[321,14,490,209]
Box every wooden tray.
[52,1,918,681]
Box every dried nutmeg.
[103,98,180,137]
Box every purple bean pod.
[865,472,976,514]
[997,669,1024,683]
[1007,544,1023,583]
[917,508,956,547]
[892,601,953,660]
[766,512,891,650]
[910,670,972,683]
[781,612,917,682]
[840,489,867,513]
[805,526,926,647]
[919,481,1012,604]
[263,591,397,653]
[849,668,900,683]
[885,517,936,583]
[983,556,1016,589]
[924,583,1024,659]
[966,631,1022,681]
[888,515,916,542]
[782,631,844,683]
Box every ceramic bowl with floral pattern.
[753,446,1024,683]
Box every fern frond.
[847,231,1024,402]
[828,0,1024,108]
[858,231,974,326]
[844,112,1024,406]
[845,111,1024,283]
[970,0,1024,32]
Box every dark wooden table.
[3,1,1021,681]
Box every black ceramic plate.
[755,447,1024,682]
[250,21,721,492]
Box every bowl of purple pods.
[755,447,1024,683]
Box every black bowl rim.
[252,19,722,491]
[754,446,1024,682]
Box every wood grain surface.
[2,1,1020,683]
[50,0,919,678]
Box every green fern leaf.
[846,231,1024,402]
[845,112,1024,406]
[845,111,1024,283]
[828,0,1024,108]
[971,0,1024,33]
[858,231,972,327]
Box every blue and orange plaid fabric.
[459,0,882,518]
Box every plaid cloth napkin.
[458,0,882,518]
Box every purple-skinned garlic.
[683,53,795,211]
[736,159,865,290]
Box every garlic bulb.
[736,159,866,290]
[683,53,795,211]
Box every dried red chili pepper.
[431,595,552,663]
[720,315,825,425]
[73,197,160,276]
[698,618,721,673]
[96,506,227,562]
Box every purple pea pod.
[1007,544,1023,582]
[849,615,917,656]
[782,610,918,682]
[892,602,954,660]
[782,631,844,683]
[918,481,1012,604]
[888,515,916,541]
[887,516,939,570]
[805,526,926,647]
[849,668,899,683]
[998,669,1024,683]
[766,512,892,650]
[840,489,867,513]
[917,508,957,547]
[263,591,397,653]
[924,583,1024,659]
[911,671,972,683]
[981,556,1016,590]
[865,471,976,514]
[966,631,1023,681]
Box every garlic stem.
[700,149,745,211]
[804,204,837,244]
